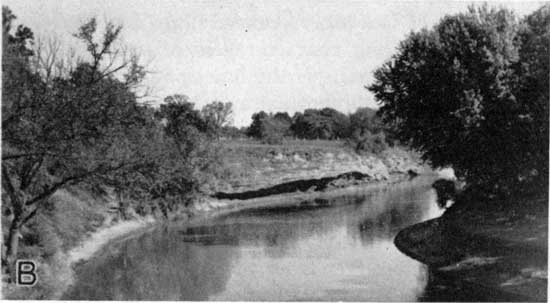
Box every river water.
[63,177,446,301]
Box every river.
[63,176,446,301]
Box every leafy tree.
[348,107,383,135]
[352,130,388,154]
[1,13,149,276]
[155,94,221,205]
[247,111,269,138]
[246,111,288,143]
[290,108,350,139]
[261,118,289,144]
[273,112,292,124]
[201,101,233,138]
[157,94,208,153]
[511,5,549,192]
[347,107,389,153]
[368,4,549,198]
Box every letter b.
[16,260,37,286]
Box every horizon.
[4,0,544,126]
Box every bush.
[350,129,388,154]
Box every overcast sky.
[4,1,544,126]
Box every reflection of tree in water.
[199,206,352,258]
[180,178,437,259]
[62,227,239,300]
[348,181,437,245]
[64,177,439,300]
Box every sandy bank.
[67,215,156,264]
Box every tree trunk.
[5,214,22,282]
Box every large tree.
[368,5,549,198]
[1,11,149,276]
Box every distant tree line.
[242,107,388,151]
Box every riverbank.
[52,171,426,300]
[2,141,429,300]
[61,175,445,301]
[394,193,548,301]
[194,172,431,220]
[2,195,158,300]
[210,139,428,193]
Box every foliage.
[1,7,219,278]
[368,4,549,197]
[245,106,392,152]
[2,10,154,273]
[348,107,383,135]
[246,111,290,144]
[200,101,233,138]
[350,130,388,154]
[219,126,247,139]
[273,112,292,124]
[290,108,350,140]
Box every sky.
[4,1,545,126]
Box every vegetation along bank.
[2,6,426,299]
[2,3,548,301]
[378,5,549,302]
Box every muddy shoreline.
[394,199,548,302]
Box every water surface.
[64,177,444,301]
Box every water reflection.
[62,227,239,300]
[64,176,443,301]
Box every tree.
[290,108,350,139]
[511,5,550,192]
[247,111,269,138]
[245,111,290,144]
[348,107,383,135]
[201,101,233,138]
[273,112,292,124]
[348,107,389,153]
[320,107,350,139]
[368,4,549,198]
[1,12,149,276]
[158,94,208,152]
[154,94,220,204]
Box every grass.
[2,187,111,300]
[211,138,424,194]
[220,138,351,154]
